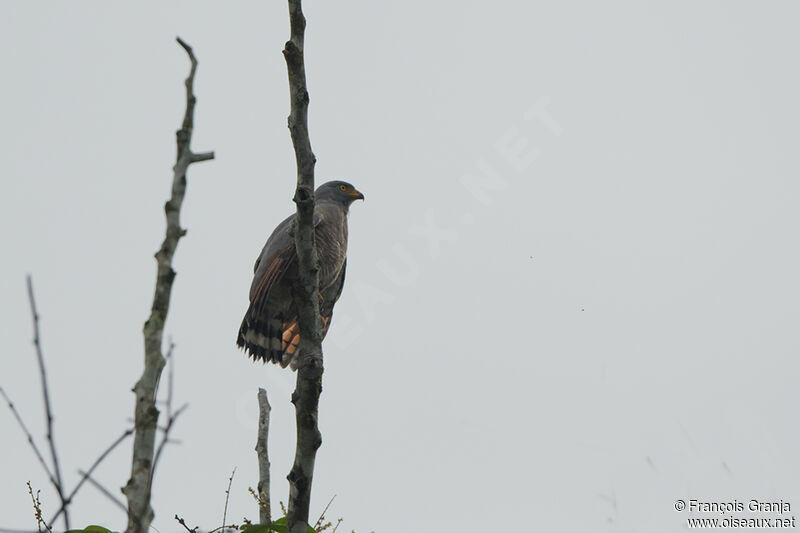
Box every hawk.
[237,180,364,368]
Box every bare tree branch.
[190,151,215,163]
[154,338,175,413]
[48,428,133,525]
[0,388,58,490]
[255,388,272,526]
[313,494,336,532]
[221,468,236,533]
[122,37,214,533]
[5,282,134,528]
[208,526,241,533]
[150,403,188,483]
[150,345,187,482]
[282,2,325,532]
[78,470,128,513]
[165,340,175,418]
[25,277,69,531]
[174,515,198,533]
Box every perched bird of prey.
[237,180,364,368]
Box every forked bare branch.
[122,36,214,533]
[26,277,69,531]
[48,428,134,524]
[78,470,128,513]
[0,388,57,490]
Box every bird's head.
[316,180,365,208]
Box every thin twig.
[27,482,52,533]
[150,403,188,482]
[0,387,57,487]
[313,494,336,531]
[208,526,240,533]
[174,515,198,533]
[26,276,69,531]
[48,428,134,524]
[166,340,175,419]
[221,468,236,532]
[248,486,271,522]
[78,470,128,513]
[154,338,175,412]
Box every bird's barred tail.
[237,309,333,370]
[237,311,294,368]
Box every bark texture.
[122,37,214,533]
[282,2,325,532]
[256,388,272,526]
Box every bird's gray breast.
[316,203,349,290]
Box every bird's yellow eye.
[339,185,347,191]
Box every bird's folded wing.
[249,211,325,305]
[251,243,296,307]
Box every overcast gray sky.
[2,2,799,532]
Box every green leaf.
[269,517,286,533]
[240,526,272,533]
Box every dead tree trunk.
[256,388,272,526]
[282,2,325,532]
[122,37,214,533]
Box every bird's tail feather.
[236,307,334,370]
[236,308,292,367]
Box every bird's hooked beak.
[351,189,365,201]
